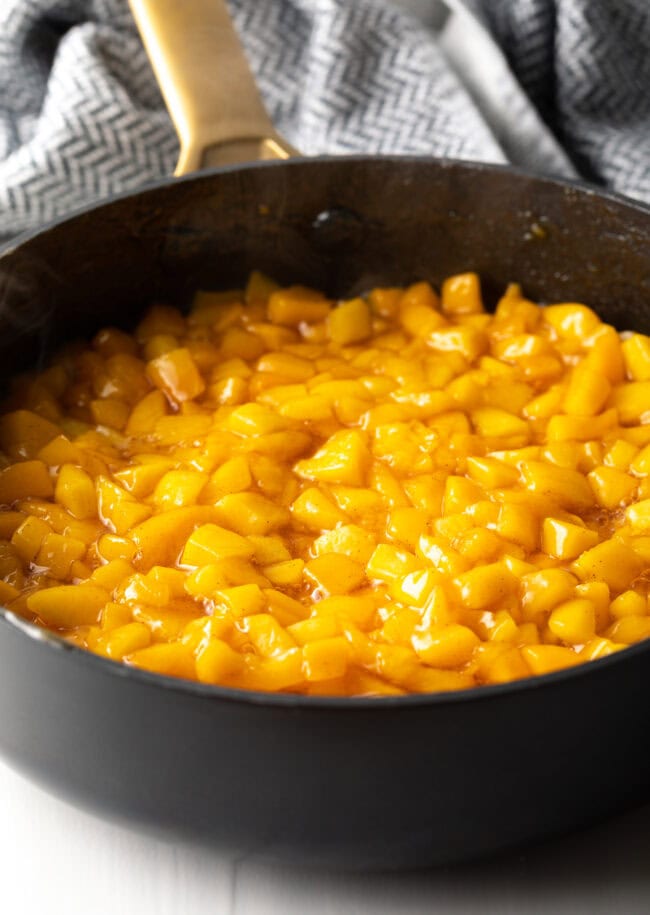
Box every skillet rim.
[3,605,649,710]
[4,153,650,258]
[2,152,650,710]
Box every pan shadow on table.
[228,802,650,915]
[5,756,650,915]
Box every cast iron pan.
[0,0,650,870]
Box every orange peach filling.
[0,271,649,695]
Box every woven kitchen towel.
[0,0,649,241]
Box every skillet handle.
[128,0,299,175]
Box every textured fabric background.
[0,0,649,240]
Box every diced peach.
[27,584,109,628]
[147,347,205,403]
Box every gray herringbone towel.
[1,0,649,241]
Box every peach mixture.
[0,271,649,695]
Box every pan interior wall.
[1,159,650,378]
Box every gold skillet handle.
[128,0,299,175]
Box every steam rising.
[0,254,58,372]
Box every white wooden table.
[3,755,650,915]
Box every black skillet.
[0,0,650,870]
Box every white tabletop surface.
[3,752,650,915]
